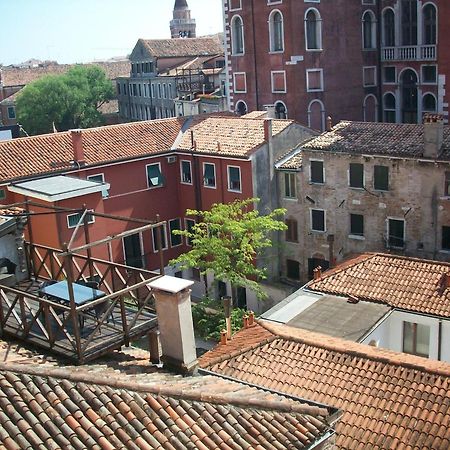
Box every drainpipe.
[438,319,442,361]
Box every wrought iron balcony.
[381,45,437,62]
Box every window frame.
[67,210,95,229]
[180,160,193,185]
[286,259,300,280]
[231,15,245,56]
[387,217,406,249]
[146,162,164,189]
[87,173,109,198]
[306,68,324,92]
[349,213,364,238]
[285,218,299,243]
[362,10,377,50]
[284,172,297,199]
[374,165,389,191]
[310,208,326,233]
[442,225,450,251]
[227,165,242,193]
[304,8,322,51]
[169,218,183,248]
[7,106,16,120]
[403,321,430,358]
[203,162,216,189]
[309,159,325,184]
[349,163,365,189]
[269,9,284,53]
[152,223,168,252]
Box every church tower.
[170,0,196,38]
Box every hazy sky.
[0,0,224,65]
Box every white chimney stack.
[423,114,444,158]
[148,276,197,374]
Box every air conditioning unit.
[166,155,177,164]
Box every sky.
[0,0,224,65]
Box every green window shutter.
[147,164,163,187]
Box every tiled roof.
[200,321,450,450]
[0,118,185,182]
[241,111,268,119]
[1,61,130,87]
[178,117,294,157]
[0,340,332,449]
[307,253,450,317]
[276,147,303,170]
[140,36,223,58]
[300,121,450,160]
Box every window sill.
[306,49,323,52]
[311,229,326,234]
[307,89,324,93]
[148,185,164,189]
[203,185,217,189]
[283,197,298,202]
[228,189,242,193]
[349,186,364,190]
[269,50,285,55]
[348,234,365,241]
[231,53,245,57]
[374,188,389,193]
[180,181,193,186]
[272,90,287,94]
[309,181,325,186]
[439,249,450,254]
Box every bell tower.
[170,0,196,38]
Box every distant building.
[170,0,196,39]
[117,36,226,121]
[222,0,450,127]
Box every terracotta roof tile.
[307,253,450,317]
[140,36,223,58]
[201,322,450,449]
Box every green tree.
[16,65,114,135]
[170,198,287,302]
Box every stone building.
[277,116,450,283]
[170,0,196,39]
[222,0,450,128]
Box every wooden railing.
[0,243,161,362]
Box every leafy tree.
[16,65,114,135]
[170,198,287,302]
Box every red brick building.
[223,0,450,129]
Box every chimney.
[265,105,276,119]
[326,116,333,132]
[313,266,322,280]
[148,276,197,374]
[264,118,273,143]
[70,129,85,166]
[423,114,444,158]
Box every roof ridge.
[259,321,450,377]
[0,361,328,417]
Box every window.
[185,219,195,246]
[191,268,201,281]
[401,0,418,46]
[403,322,430,357]
[233,72,247,93]
[87,173,109,198]
[269,11,284,52]
[151,84,155,98]
[0,189,5,200]
[442,226,450,251]
[384,93,396,123]
[445,172,450,197]
[311,209,325,232]
[235,100,248,116]
[123,233,143,268]
[7,107,15,120]
[67,211,94,229]
[231,15,244,55]
[422,65,437,84]
[384,67,396,83]
[374,165,389,191]
[138,84,142,97]
[274,101,287,119]
[117,83,121,95]
[363,67,377,87]
[152,224,168,252]
[423,3,436,45]
[146,163,163,188]
[284,172,296,198]
[400,69,418,123]
[350,214,364,236]
[305,9,322,50]
[163,84,167,99]
[203,163,216,188]
[388,218,405,248]
[310,160,324,184]
[383,8,395,46]
[349,163,364,188]
[271,71,286,93]
[362,11,376,49]
[285,218,298,242]
[158,84,162,98]
[169,218,182,247]
[286,259,300,280]
[423,94,436,113]
[180,160,192,184]
[306,69,323,92]
[228,166,241,192]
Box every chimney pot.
[70,129,85,166]
[248,311,255,326]
[220,329,227,345]
[423,113,444,158]
[243,314,249,329]
[326,116,332,132]
[313,266,322,281]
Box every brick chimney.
[313,266,322,280]
[264,118,273,143]
[70,129,85,166]
[326,116,333,132]
[423,114,444,158]
[148,276,197,374]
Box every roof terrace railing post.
[156,214,165,276]
[63,242,83,362]
[24,200,36,280]
[82,205,94,280]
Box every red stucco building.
[223,0,450,129]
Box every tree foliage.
[170,198,287,300]
[16,65,114,135]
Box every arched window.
[307,100,325,131]
[364,95,378,122]
[423,3,437,45]
[231,15,244,55]
[383,9,395,46]
[275,101,287,119]
[305,9,322,50]
[422,93,437,113]
[383,93,396,123]
[400,69,418,123]
[401,0,418,45]
[235,100,247,116]
[269,11,284,52]
[362,11,376,49]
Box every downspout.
[250,0,260,109]
[438,319,442,361]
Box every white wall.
[362,310,450,362]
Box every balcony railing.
[382,45,437,62]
